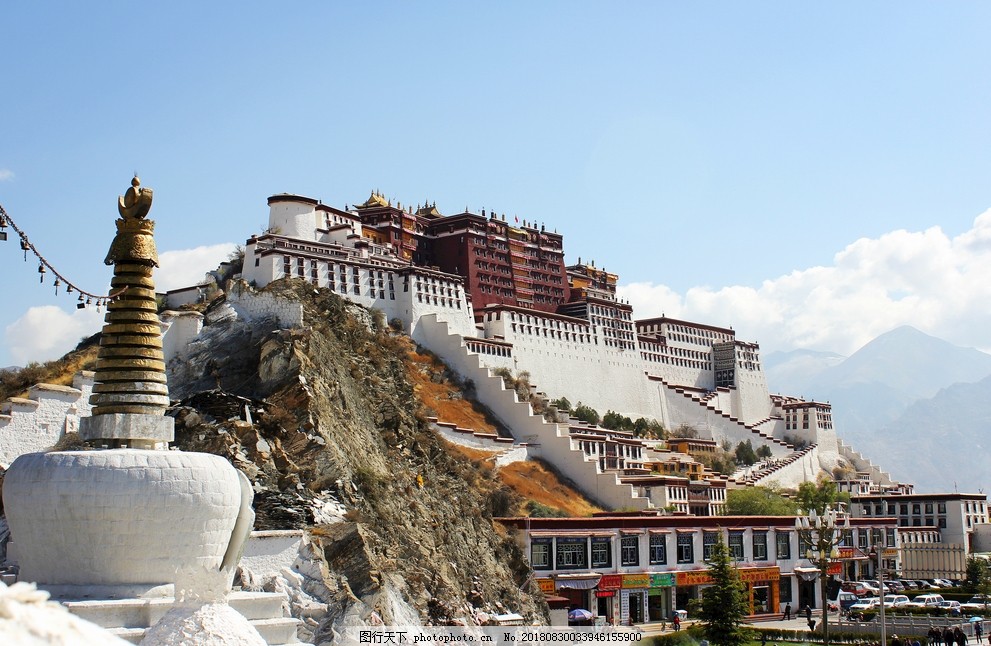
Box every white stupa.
[1,178,260,643]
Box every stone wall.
[0,372,94,468]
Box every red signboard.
[599,575,622,590]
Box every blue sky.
[2,2,991,367]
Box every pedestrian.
[891,634,902,646]
[672,613,681,632]
[783,603,792,620]
[805,605,813,622]
[945,627,955,646]
[808,618,817,632]
[955,626,967,646]
[762,632,768,646]
[929,627,941,646]
[976,622,983,644]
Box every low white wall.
[0,373,94,468]
[161,311,205,364]
[227,283,305,328]
[240,530,305,580]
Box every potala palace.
[228,191,895,502]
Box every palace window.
[556,538,587,569]
[703,532,719,560]
[591,538,611,568]
[621,536,639,567]
[752,532,768,561]
[677,534,694,564]
[649,535,667,565]
[530,540,552,570]
[728,532,744,560]
[776,532,791,560]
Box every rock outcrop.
[165,280,545,633]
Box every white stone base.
[2,450,245,594]
[80,413,175,444]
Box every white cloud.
[619,209,991,356]
[0,169,13,182]
[156,243,238,292]
[4,306,104,366]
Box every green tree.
[726,486,799,516]
[550,397,572,412]
[796,477,849,514]
[602,410,634,431]
[699,536,751,646]
[756,444,772,459]
[669,424,699,439]
[735,440,758,466]
[966,557,991,597]
[572,402,600,426]
[632,417,665,439]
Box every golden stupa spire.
[81,176,174,448]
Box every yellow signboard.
[623,574,650,589]
[538,579,555,594]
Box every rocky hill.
[163,281,547,631]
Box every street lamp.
[796,506,850,646]
[869,540,886,646]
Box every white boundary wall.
[0,372,94,468]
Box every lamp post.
[796,506,850,646]
[869,541,886,646]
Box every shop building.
[500,513,898,625]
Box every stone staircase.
[61,591,304,645]
[413,314,650,510]
[662,378,794,452]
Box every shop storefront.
[596,575,621,624]
[676,566,781,615]
[553,573,601,615]
[620,574,649,625]
[647,573,674,622]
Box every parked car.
[914,580,935,590]
[937,600,962,616]
[898,580,918,591]
[883,594,911,608]
[842,581,875,597]
[886,581,905,593]
[861,580,889,594]
[847,598,881,620]
[831,591,860,612]
[908,594,946,608]
[962,595,991,611]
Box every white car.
[883,594,910,608]
[908,594,946,608]
[848,598,881,614]
[962,595,991,611]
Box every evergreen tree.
[699,536,751,646]
[572,402,600,426]
[735,440,758,466]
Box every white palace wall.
[478,311,664,422]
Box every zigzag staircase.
[414,315,650,510]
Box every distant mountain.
[764,349,845,395]
[783,326,991,436]
[851,375,991,493]
[811,326,991,400]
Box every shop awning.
[793,566,820,582]
[555,573,602,590]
